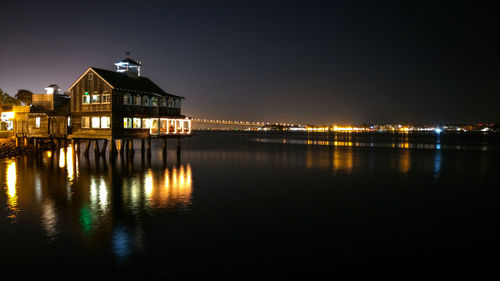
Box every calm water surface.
[1,132,499,279]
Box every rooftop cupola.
[114,54,141,77]
[45,84,62,95]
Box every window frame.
[160,97,167,107]
[142,118,150,129]
[92,91,100,103]
[134,94,141,106]
[133,118,141,128]
[82,91,91,104]
[123,117,132,129]
[142,96,150,107]
[102,92,111,103]
[82,117,90,128]
[91,116,100,128]
[100,116,110,129]
[151,97,159,107]
[123,93,131,105]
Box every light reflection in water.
[146,164,193,210]
[113,226,131,262]
[41,199,58,240]
[5,161,19,221]
[399,150,410,174]
[90,176,109,212]
[434,151,442,179]
[1,151,194,258]
[59,148,65,168]
[333,148,353,174]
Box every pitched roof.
[90,67,183,99]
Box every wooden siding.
[68,68,187,140]
[14,113,69,138]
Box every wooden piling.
[84,139,91,156]
[110,139,118,156]
[147,136,152,156]
[128,139,134,153]
[94,140,100,156]
[101,139,108,155]
[141,139,145,153]
[163,138,167,154]
[120,139,125,155]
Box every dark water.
[1,132,499,279]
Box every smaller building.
[14,85,71,139]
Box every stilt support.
[147,136,152,156]
[94,139,100,156]
[101,139,108,155]
[84,139,91,156]
[163,138,167,155]
[110,140,118,156]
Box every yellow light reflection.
[156,164,193,209]
[333,149,353,174]
[59,147,65,168]
[399,150,410,174]
[144,169,154,198]
[5,161,19,220]
[66,146,74,183]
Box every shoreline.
[0,141,32,159]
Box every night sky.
[1,0,498,124]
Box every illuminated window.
[123,117,132,128]
[160,98,167,107]
[68,117,71,127]
[142,96,150,106]
[82,117,90,128]
[134,95,141,105]
[92,92,100,103]
[35,117,41,128]
[91,117,100,128]
[151,97,158,107]
[82,92,90,104]
[142,118,150,129]
[133,118,141,128]
[101,116,110,128]
[123,93,131,105]
[102,92,110,103]
[88,73,94,80]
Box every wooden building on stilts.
[14,57,192,156]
